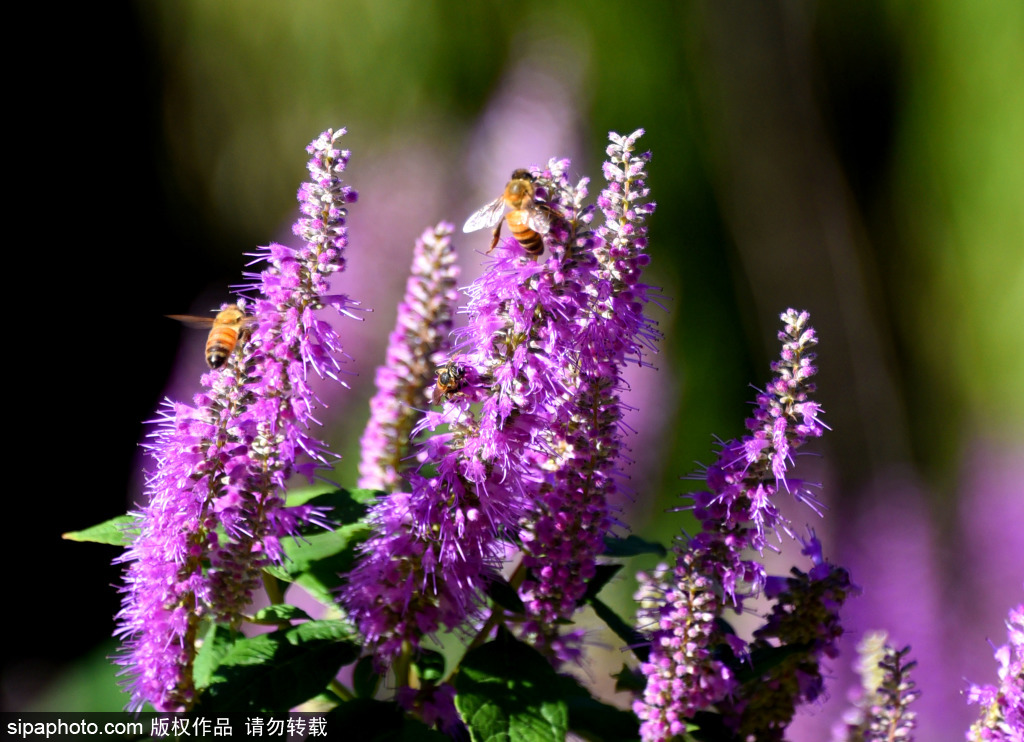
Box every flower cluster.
[633,551,737,740]
[344,132,660,669]
[722,535,855,740]
[633,309,834,739]
[358,222,459,492]
[114,128,356,711]
[966,601,1023,742]
[688,308,826,605]
[342,167,578,661]
[103,122,1024,740]
[517,131,659,659]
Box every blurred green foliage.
[137,0,1022,488]
[27,643,131,712]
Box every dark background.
[9,2,1022,739]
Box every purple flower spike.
[115,128,357,711]
[635,311,834,734]
[517,134,660,661]
[359,222,459,492]
[633,553,737,742]
[688,308,826,607]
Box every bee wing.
[463,197,506,233]
[166,314,216,329]
[524,203,551,235]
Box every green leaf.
[412,649,446,684]
[485,576,526,614]
[291,571,346,607]
[611,664,646,693]
[327,699,450,741]
[588,597,649,663]
[267,520,372,604]
[281,526,370,575]
[347,487,386,505]
[555,674,639,742]
[251,604,312,624]
[285,485,337,507]
[352,656,380,699]
[198,620,359,713]
[455,628,568,742]
[733,642,810,686]
[61,514,139,546]
[602,534,667,558]
[580,564,622,602]
[194,623,237,690]
[688,711,732,742]
[288,487,379,523]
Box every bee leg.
[486,221,502,253]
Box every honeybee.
[430,360,467,405]
[463,169,551,257]
[167,304,254,369]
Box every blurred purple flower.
[114,128,357,711]
[358,222,459,492]
[832,633,920,742]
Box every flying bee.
[430,360,468,405]
[463,169,551,257]
[167,304,255,369]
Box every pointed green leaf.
[292,571,345,607]
[580,564,622,602]
[251,604,312,624]
[281,526,371,575]
[285,485,334,507]
[588,597,649,663]
[198,620,359,713]
[265,520,372,604]
[555,674,639,742]
[352,656,380,699]
[485,576,526,614]
[194,623,237,690]
[602,534,667,558]
[62,514,139,546]
[285,485,378,508]
[455,629,568,742]
[288,487,379,526]
[347,488,386,506]
[612,663,646,693]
